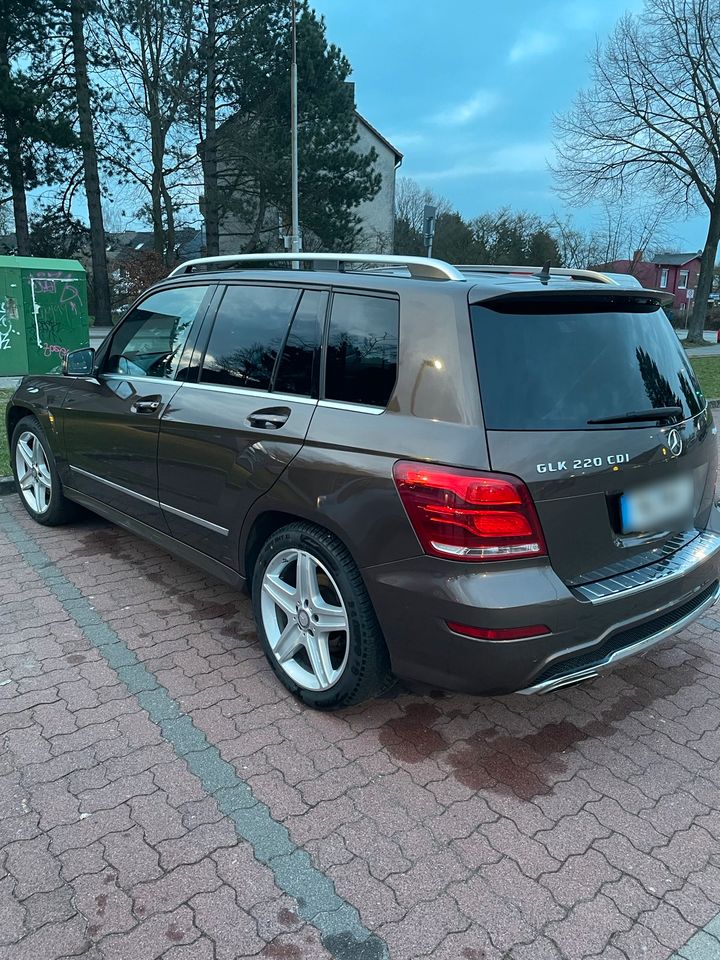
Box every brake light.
[392,461,547,561]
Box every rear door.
[157,282,326,566]
[470,291,717,585]
[62,283,214,529]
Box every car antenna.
[537,260,552,285]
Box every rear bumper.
[363,524,720,695]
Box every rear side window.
[325,293,399,407]
[200,285,300,390]
[273,290,326,396]
[471,303,705,430]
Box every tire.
[11,416,81,526]
[251,521,394,709]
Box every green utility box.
[0,255,90,377]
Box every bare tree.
[553,0,720,341]
[93,0,195,263]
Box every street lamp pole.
[290,0,301,262]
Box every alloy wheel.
[260,548,350,691]
[15,431,52,515]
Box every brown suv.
[7,253,720,708]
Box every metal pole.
[290,0,300,264]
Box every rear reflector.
[393,461,547,561]
[447,621,551,641]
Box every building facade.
[594,252,702,314]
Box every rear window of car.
[471,301,705,430]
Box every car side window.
[325,293,399,407]
[200,285,300,391]
[273,290,326,396]
[105,286,210,380]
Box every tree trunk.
[150,127,165,258]
[70,0,111,325]
[202,0,219,256]
[0,34,30,255]
[687,203,720,343]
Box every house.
[214,89,402,255]
[594,251,702,313]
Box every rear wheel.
[11,416,80,526]
[252,522,393,709]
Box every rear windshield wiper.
[587,406,683,426]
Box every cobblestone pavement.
[2,496,720,960]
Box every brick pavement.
[2,495,720,959]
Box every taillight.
[392,461,547,561]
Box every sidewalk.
[3,491,720,958]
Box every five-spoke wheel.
[15,429,52,515]
[261,548,349,691]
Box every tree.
[93,0,195,262]
[29,205,90,257]
[203,2,381,253]
[471,209,561,265]
[394,176,452,255]
[553,0,720,342]
[550,202,673,270]
[69,0,112,324]
[0,0,76,254]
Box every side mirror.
[64,347,96,377]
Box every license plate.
[620,474,694,533]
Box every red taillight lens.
[392,461,547,561]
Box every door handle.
[246,406,291,429]
[131,398,161,414]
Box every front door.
[158,282,327,566]
[61,283,214,529]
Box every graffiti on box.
[28,272,84,351]
[0,296,19,351]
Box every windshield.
[471,304,705,430]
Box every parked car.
[7,254,720,708]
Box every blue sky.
[312,0,708,252]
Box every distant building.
[594,251,702,314]
[213,89,402,255]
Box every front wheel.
[11,416,80,526]
[251,522,393,709]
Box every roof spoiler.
[471,287,674,310]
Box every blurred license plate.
[620,475,694,533]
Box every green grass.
[690,357,720,400]
[0,389,13,477]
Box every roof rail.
[456,264,618,285]
[168,252,465,282]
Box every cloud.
[431,90,500,127]
[413,142,553,181]
[508,29,561,64]
[387,131,426,148]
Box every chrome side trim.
[572,531,720,603]
[318,400,384,415]
[101,374,177,388]
[519,581,720,695]
[160,501,229,536]
[177,382,316,406]
[69,465,158,507]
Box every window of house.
[678,270,689,289]
[200,285,300,390]
[659,268,669,289]
[273,290,326,396]
[105,285,211,380]
[325,293,399,407]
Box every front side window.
[200,285,300,390]
[105,286,210,379]
[325,293,399,407]
[678,270,689,289]
[659,268,669,288]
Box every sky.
[311,0,709,253]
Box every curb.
[0,476,15,496]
